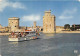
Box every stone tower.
[43,10,56,33]
[0,24,2,28]
[8,17,19,32]
[33,21,36,28]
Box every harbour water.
[0,33,80,56]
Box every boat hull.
[8,38,24,42]
[26,36,38,40]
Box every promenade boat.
[8,30,39,41]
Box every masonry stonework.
[33,21,36,28]
[43,10,56,33]
[8,17,19,32]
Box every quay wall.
[0,31,80,36]
[0,33,10,36]
[56,31,80,33]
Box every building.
[33,21,37,31]
[0,24,2,28]
[43,10,56,33]
[33,21,36,28]
[8,17,19,32]
[0,24,10,32]
[56,26,64,33]
[26,21,43,32]
[19,26,27,31]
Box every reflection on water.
[41,33,56,39]
[74,50,78,54]
[9,42,18,44]
[0,33,80,56]
[9,42,19,47]
[44,33,55,36]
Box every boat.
[8,30,40,41]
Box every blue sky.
[0,0,80,27]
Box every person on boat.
[21,32,25,37]
[24,32,26,36]
[18,32,22,37]
[11,32,15,35]
[11,32,16,38]
[36,30,40,36]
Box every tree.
[64,24,70,30]
[71,24,80,31]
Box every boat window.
[29,33,31,34]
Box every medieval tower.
[43,10,56,33]
[33,21,36,28]
[8,17,19,32]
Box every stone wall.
[43,10,56,33]
[8,17,19,32]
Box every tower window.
[15,26,16,27]
[50,24,51,27]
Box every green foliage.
[64,24,70,29]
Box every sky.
[0,0,80,27]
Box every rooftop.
[45,10,51,13]
[8,17,19,20]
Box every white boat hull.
[26,36,38,40]
[24,37,28,40]
[8,38,24,42]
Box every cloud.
[59,15,73,19]
[59,8,77,19]
[78,0,80,2]
[9,2,26,9]
[0,0,26,12]
[22,14,41,22]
